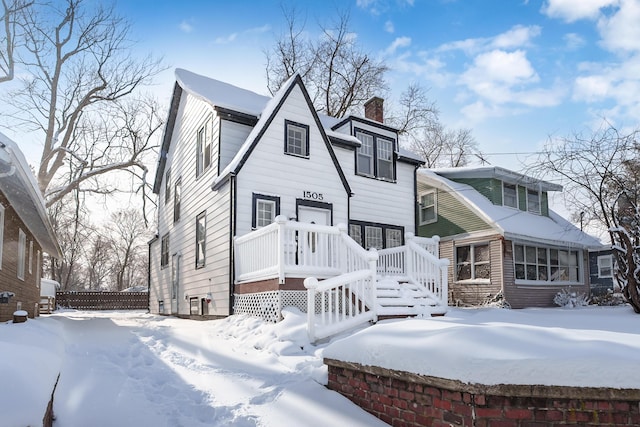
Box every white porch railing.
[378,233,449,306]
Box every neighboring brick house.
[0,131,61,322]
[416,167,602,308]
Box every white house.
[149,69,447,337]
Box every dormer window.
[503,183,518,208]
[285,120,309,158]
[527,188,540,214]
[355,129,395,181]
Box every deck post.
[367,248,378,323]
[276,215,287,285]
[405,232,414,278]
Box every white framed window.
[514,244,580,283]
[364,226,383,250]
[285,120,309,157]
[160,233,170,269]
[252,193,280,229]
[386,228,403,248]
[376,137,394,180]
[349,224,363,246]
[356,132,374,176]
[527,189,541,214]
[597,255,613,278]
[455,243,490,281]
[28,240,33,274]
[419,191,437,224]
[164,168,171,205]
[503,183,518,208]
[17,229,26,280]
[195,212,206,269]
[173,178,182,223]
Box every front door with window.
[297,205,332,268]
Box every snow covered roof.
[433,166,562,192]
[418,169,602,249]
[0,131,61,257]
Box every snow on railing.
[304,231,378,342]
[405,234,449,306]
[413,234,440,258]
[234,219,281,283]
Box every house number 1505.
[303,191,323,201]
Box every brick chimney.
[364,97,384,123]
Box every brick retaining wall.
[325,358,640,427]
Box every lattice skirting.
[234,290,352,323]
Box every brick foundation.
[325,358,640,427]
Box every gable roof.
[418,168,601,249]
[434,166,562,192]
[0,131,61,257]
[211,73,351,195]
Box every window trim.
[502,182,518,209]
[419,190,437,225]
[513,243,582,284]
[17,229,26,280]
[196,119,213,178]
[160,233,170,269]
[348,220,404,249]
[28,240,33,274]
[252,193,281,229]
[164,168,171,205]
[195,211,206,269]
[173,178,182,223]
[284,120,310,158]
[526,188,541,215]
[455,243,491,283]
[354,128,396,182]
[597,254,613,278]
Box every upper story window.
[355,129,395,181]
[285,120,309,158]
[503,183,518,208]
[456,243,490,281]
[419,191,437,225]
[597,255,613,278]
[196,121,212,178]
[17,229,26,280]
[174,178,182,223]
[165,168,171,205]
[252,193,280,229]
[527,189,541,214]
[160,233,169,268]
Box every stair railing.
[404,233,449,306]
[304,225,378,342]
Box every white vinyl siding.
[17,229,26,280]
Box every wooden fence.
[55,291,148,310]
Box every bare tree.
[85,235,112,290]
[266,8,388,118]
[0,0,30,83]
[6,0,163,207]
[106,209,151,291]
[533,122,640,312]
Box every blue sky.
[114,0,640,172]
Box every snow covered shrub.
[591,288,626,306]
[481,291,511,309]
[554,288,590,308]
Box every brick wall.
[325,358,640,427]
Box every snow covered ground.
[1,305,639,427]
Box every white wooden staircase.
[376,277,447,318]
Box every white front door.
[297,206,332,268]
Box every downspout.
[228,174,237,315]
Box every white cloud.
[541,0,619,22]
[215,33,238,44]
[597,0,640,53]
[385,36,411,55]
[563,33,586,50]
[438,25,541,54]
[462,50,538,87]
[384,20,395,33]
[179,20,193,34]
[246,24,271,34]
